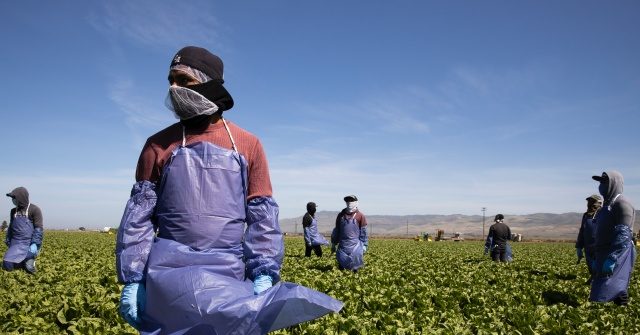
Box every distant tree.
[1,220,7,232]
[79,227,86,231]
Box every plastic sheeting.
[119,139,342,334]
[3,213,34,263]
[304,217,329,247]
[332,213,366,270]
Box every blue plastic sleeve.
[607,224,633,262]
[30,227,43,246]
[115,181,157,283]
[359,226,368,247]
[243,196,283,283]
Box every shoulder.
[146,123,183,147]
[227,121,261,147]
[29,204,42,213]
[613,195,635,213]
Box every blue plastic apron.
[3,205,33,263]
[335,213,364,270]
[142,122,342,334]
[304,217,329,247]
[590,196,636,302]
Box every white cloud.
[89,1,225,50]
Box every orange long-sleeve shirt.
[135,119,273,200]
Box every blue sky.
[1,1,638,230]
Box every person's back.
[485,214,511,262]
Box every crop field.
[1,231,639,334]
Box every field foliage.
[0,232,639,334]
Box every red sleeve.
[245,138,273,200]
[358,212,368,228]
[135,140,159,183]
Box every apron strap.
[181,118,237,153]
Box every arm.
[484,227,494,252]
[302,213,313,228]
[29,206,44,247]
[331,213,342,245]
[606,201,636,262]
[5,209,15,244]
[242,140,283,283]
[358,213,368,247]
[575,215,586,249]
[115,181,157,283]
[243,196,283,283]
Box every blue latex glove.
[602,258,616,274]
[29,243,38,255]
[120,283,146,329]
[363,245,368,253]
[253,275,273,295]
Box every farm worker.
[3,187,43,274]
[484,214,512,262]
[331,195,368,271]
[590,171,636,305]
[302,202,329,257]
[575,194,602,282]
[115,46,343,334]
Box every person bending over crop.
[331,195,368,272]
[115,46,342,334]
[590,171,636,305]
[3,187,43,274]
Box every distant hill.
[280,210,640,240]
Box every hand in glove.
[29,243,38,255]
[483,246,489,255]
[363,245,368,253]
[602,258,616,274]
[576,248,583,264]
[253,275,273,295]
[120,283,146,330]
[331,243,336,253]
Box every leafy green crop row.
[1,232,638,334]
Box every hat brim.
[592,175,605,182]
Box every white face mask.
[165,86,219,120]
[346,201,358,213]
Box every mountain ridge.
[280,210,640,240]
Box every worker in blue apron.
[576,194,602,283]
[115,46,342,334]
[303,202,329,257]
[331,195,368,271]
[590,171,636,305]
[4,187,43,274]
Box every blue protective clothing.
[331,211,368,271]
[4,207,37,264]
[253,275,273,295]
[304,216,329,247]
[120,282,146,330]
[589,171,636,303]
[484,234,513,262]
[116,127,342,334]
[576,209,598,271]
[602,258,616,274]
